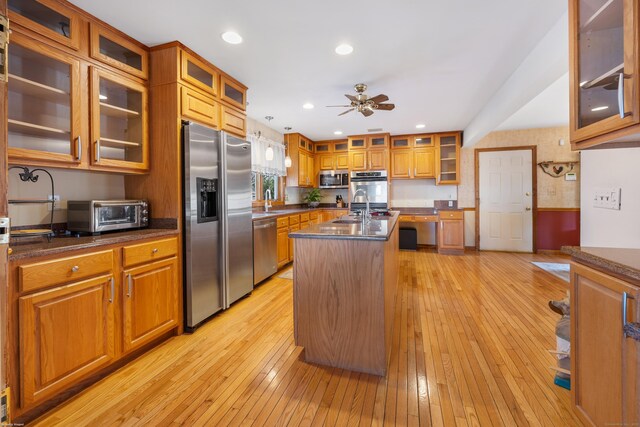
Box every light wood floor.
[33,249,584,426]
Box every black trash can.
[399,228,417,250]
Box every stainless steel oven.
[319,170,349,189]
[67,200,149,234]
[350,170,388,209]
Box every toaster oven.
[67,200,149,234]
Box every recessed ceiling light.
[416,124,426,129]
[591,106,609,112]
[303,103,314,109]
[335,44,354,55]
[221,31,243,44]
[334,131,343,135]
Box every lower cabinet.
[437,211,464,255]
[11,235,180,417]
[19,274,116,407]
[122,257,179,353]
[277,226,289,268]
[571,263,639,426]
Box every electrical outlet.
[593,187,621,210]
[1,387,10,424]
[47,194,60,202]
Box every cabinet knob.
[71,265,80,273]
[152,248,158,254]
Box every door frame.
[474,146,537,251]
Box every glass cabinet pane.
[350,138,366,149]
[187,61,213,88]
[392,138,410,148]
[96,75,144,164]
[224,82,244,105]
[99,35,143,71]
[9,0,71,39]
[414,135,432,146]
[370,136,387,147]
[8,43,73,156]
[334,142,348,152]
[577,0,624,128]
[316,144,329,152]
[439,135,458,182]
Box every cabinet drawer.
[122,237,178,267]
[399,215,415,222]
[277,216,289,228]
[439,211,463,220]
[220,105,246,137]
[289,215,300,226]
[309,211,318,220]
[19,250,114,293]
[299,213,310,223]
[181,86,218,126]
[415,215,439,222]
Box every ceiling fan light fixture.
[335,43,354,55]
[221,31,243,44]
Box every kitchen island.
[289,212,400,376]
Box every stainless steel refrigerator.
[182,121,253,330]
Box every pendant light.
[264,116,274,161]
[284,126,292,168]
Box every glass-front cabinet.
[570,0,639,143]
[90,23,148,79]
[180,50,217,97]
[436,133,460,185]
[7,35,82,165]
[220,75,246,110]
[91,68,148,171]
[8,0,81,50]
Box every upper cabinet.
[435,133,461,185]
[220,75,247,111]
[180,50,218,97]
[90,68,148,171]
[348,134,389,150]
[90,23,149,80]
[8,0,81,51]
[570,0,640,148]
[7,34,82,165]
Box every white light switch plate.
[593,187,621,210]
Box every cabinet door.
[307,154,315,186]
[319,154,334,170]
[570,0,639,143]
[391,150,412,178]
[368,149,388,170]
[220,74,246,110]
[571,263,640,427]
[438,219,464,252]
[315,143,332,154]
[122,257,179,353]
[436,133,460,185]
[277,227,289,268]
[368,134,388,149]
[180,50,217,96]
[19,274,116,406]
[348,136,366,150]
[289,224,300,262]
[414,134,433,147]
[89,23,148,80]
[336,153,349,170]
[298,152,307,186]
[8,35,83,166]
[414,148,435,178]
[8,0,81,51]
[181,86,219,127]
[349,151,367,171]
[90,67,149,172]
[220,104,246,138]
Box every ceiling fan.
[327,83,395,117]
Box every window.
[252,172,280,202]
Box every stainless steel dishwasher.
[253,218,277,285]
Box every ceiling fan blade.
[326,105,352,107]
[360,108,374,117]
[375,103,395,111]
[338,108,355,116]
[345,94,357,102]
[368,94,389,104]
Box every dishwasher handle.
[254,222,276,230]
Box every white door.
[479,149,533,252]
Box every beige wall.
[458,126,580,209]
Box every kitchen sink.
[332,219,362,224]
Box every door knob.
[525,192,530,196]
[525,207,531,211]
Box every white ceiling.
[70,0,568,141]
[496,73,569,131]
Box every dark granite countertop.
[9,228,179,261]
[289,211,399,241]
[252,206,349,221]
[389,207,464,216]
[562,246,640,284]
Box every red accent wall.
[537,210,580,250]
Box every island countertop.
[289,211,399,241]
[562,246,640,284]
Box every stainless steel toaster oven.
[67,200,148,234]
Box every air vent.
[367,128,383,133]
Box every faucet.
[352,189,370,225]
[265,189,272,212]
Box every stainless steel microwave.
[67,200,149,234]
[319,170,349,189]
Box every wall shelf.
[9,74,69,103]
[100,102,140,118]
[100,137,141,148]
[8,119,70,138]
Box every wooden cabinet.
[569,0,640,148]
[438,210,464,255]
[285,133,315,187]
[122,257,179,353]
[220,74,247,111]
[436,133,460,185]
[390,147,435,179]
[7,33,83,166]
[571,262,639,427]
[349,151,367,171]
[180,49,217,97]
[349,149,388,171]
[89,23,148,80]
[414,148,436,178]
[220,104,246,138]
[181,86,218,127]
[90,67,149,172]
[390,150,412,178]
[336,153,349,169]
[8,0,82,51]
[19,274,116,406]
[318,154,334,170]
[296,150,314,187]
[277,226,289,268]
[348,134,388,150]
